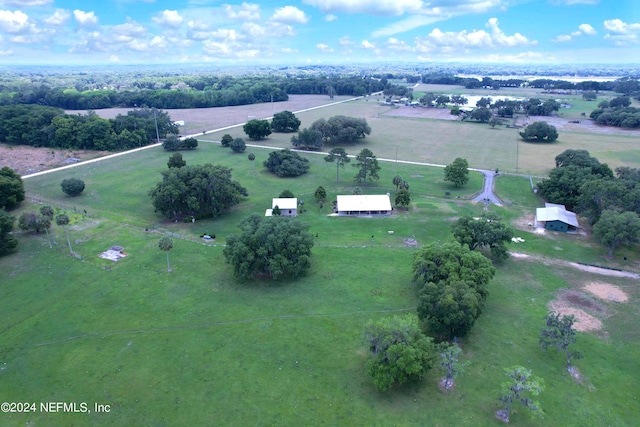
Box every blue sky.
[0,0,638,65]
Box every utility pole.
[153,109,160,144]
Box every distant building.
[266,198,297,217]
[535,203,579,232]
[336,194,392,216]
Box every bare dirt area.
[584,282,628,302]
[522,115,638,136]
[0,145,109,176]
[548,299,603,332]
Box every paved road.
[471,169,503,207]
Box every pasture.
[198,96,639,176]
[1,94,640,426]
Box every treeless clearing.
[584,283,628,302]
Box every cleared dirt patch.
[584,282,628,302]
[0,145,109,176]
[548,300,602,331]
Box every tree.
[353,148,381,183]
[392,175,404,190]
[271,110,301,133]
[243,119,272,140]
[310,116,371,145]
[395,189,411,209]
[149,164,247,219]
[435,95,450,107]
[443,158,469,187]
[352,186,363,195]
[18,211,47,233]
[364,315,437,392]
[450,95,468,106]
[223,214,314,280]
[577,178,627,225]
[438,343,468,390]
[0,166,25,210]
[279,189,295,198]
[55,213,73,255]
[539,312,583,371]
[324,147,350,182]
[497,366,544,423]
[230,137,247,153]
[167,153,186,168]
[248,152,256,172]
[413,242,496,340]
[593,210,640,256]
[263,149,310,177]
[314,186,327,203]
[158,236,173,273]
[61,178,85,197]
[162,135,182,150]
[470,107,492,123]
[519,121,559,142]
[272,205,281,216]
[0,209,18,256]
[452,213,514,262]
[537,165,606,210]
[40,205,55,248]
[291,128,323,150]
[220,134,233,147]
[489,117,503,128]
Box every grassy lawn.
[2,100,640,426]
[199,96,638,176]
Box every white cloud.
[209,29,240,41]
[604,19,640,45]
[604,19,640,34]
[0,10,30,33]
[415,18,534,53]
[225,3,260,21]
[325,14,337,22]
[153,10,183,28]
[2,0,52,5]
[386,37,412,51]
[550,0,599,5]
[316,43,334,52]
[73,10,98,27]
[109,54,120,62]
[112,20,147,37]
[481,51,551,62]
[361,40,375,49]
[339,36,353,46]
[271,6,309,24]
[303,0,423,16]
[44,9,71,26]
[202,39,259,59]
[281,47,298,53]
[552,34,572,42]
[578,23,596,35]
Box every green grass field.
[2,99,640,426]
[200,94,639,176]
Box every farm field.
[2,91,640,426]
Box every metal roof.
[337,195,392,212]
[272,198,297,210]
[536,206,579,228]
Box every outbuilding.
[336,194,392,216]
[535,203,579,232]
[266,198,298,217]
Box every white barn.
[336,194,392,216]
[266,198,298,217]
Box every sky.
[0,0,638,66]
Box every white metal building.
[336,194,392,216]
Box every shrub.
[61,178,85,197]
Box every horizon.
[0,1,639,66]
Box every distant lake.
[451,95,525,107]
[458,74,620,83]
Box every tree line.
[0,105,177,150]
[0,76,397,110]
